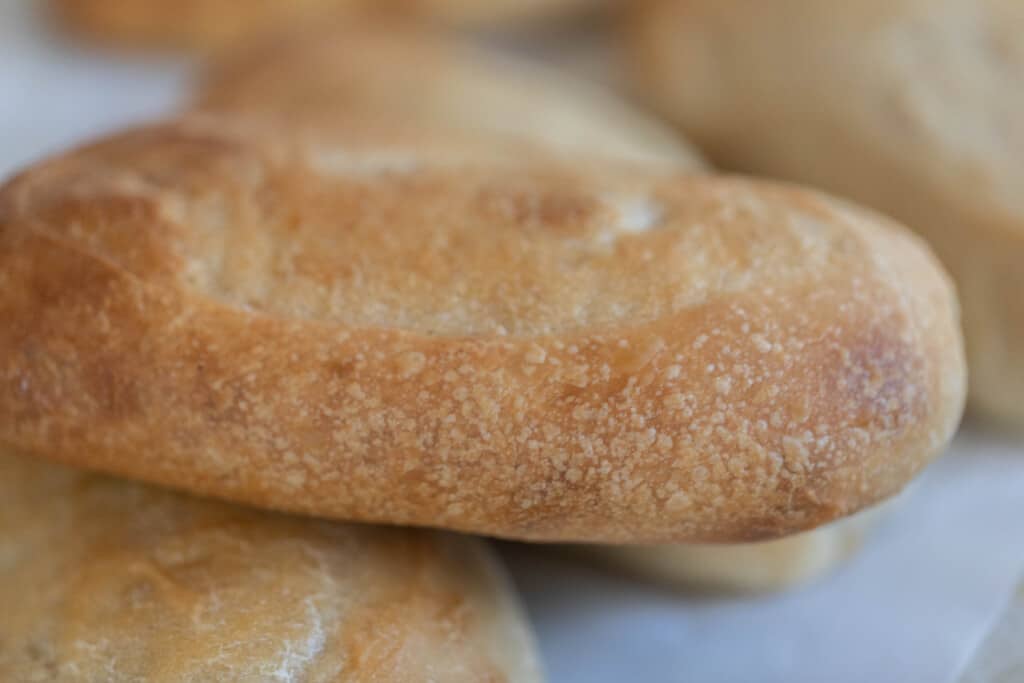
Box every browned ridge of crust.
[0,448,541,682]
[50,0,351,53]
[0,115,965,543]
[51,0,602,52]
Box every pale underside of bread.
[0,449,541,682]
[0,115,964,543]
[50,0,602,52]
[628,0,1024,427]
[587,502,888,592]
[196,21,702,169]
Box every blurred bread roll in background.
[50,0,605,52]
[196,22,700,167]
[627,0,1024,428]
[0,449,541,682]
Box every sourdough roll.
[628,0,1024,427]
[196,21,701,168]
[0,449,541,682]
[51,0,602,52]
[0,114,964,543]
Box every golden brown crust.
[50,0,601,52]
[196,21,701,169]
[50,0,352,53]
[0,114,964,543]
[628,0,1024,427]
[0,448,541,682]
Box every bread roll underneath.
[628,0,1024,428]
[0,449,541,682]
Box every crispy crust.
[196,21,701,168]
[628,0,1024,427]
[0,448,541,682]
[0,115,964,542]
[50,0,601,52]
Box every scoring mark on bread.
[309,149,421,177]
[611,195,663,234]
[597,194,664,246]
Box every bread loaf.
[0,449,541,682]
[0,112,964,543]
[628,0,1024,427]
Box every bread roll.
[50,0,601,52]
[0,111,965,542]
[196,22,701,169]
[628,0,1024,427]
[0,448,541,682]
[199,23,899,587]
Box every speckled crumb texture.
[0,114,964,543]
[627,0,1024,427]
[0,449,542,683]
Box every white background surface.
[506,430,1024,683]
[2,3,1023,681]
